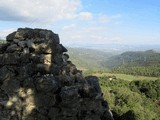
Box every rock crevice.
[0,28,113,120]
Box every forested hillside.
[106,50,160,76]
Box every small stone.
[35,76,59,92]
[6,44,22,53]
[0,43,10,53]
[18,41,27,48]
[23,48,29,54]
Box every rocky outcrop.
[0,28,113,120]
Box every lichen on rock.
[0,28,114,120]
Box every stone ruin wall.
[0,28,113,120]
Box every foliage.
[130,79,160,99]
[98,75,160,120]
[112,65,160,77]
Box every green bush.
[99,76,160,120]
[130,79,160,99]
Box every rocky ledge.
[0,28,113,120]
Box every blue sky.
[0,0,160,47]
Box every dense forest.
[97,76,160,120]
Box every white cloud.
[62,24,76,30]
[114,21,122,25]
[82,26,107,33]
[0,0,125,46]
[110,36,122,41]
[59,25,113,45]
[79,12,93,20]
[99,16,110,23]
[111,14,122,19]
[98,14,122,23]
[0,0,81,23]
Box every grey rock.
[0,43,10,53]
[0,66,15,82]
[16,28,34,39]
[35,64,51,74]
[85,76,102,93]
[35,76,58,92]
[48,107,60,120]
[52,33,60,44]
[6,31,16,42]
[26,40,36,52]
[17,41,27,48]
[0,89,9,102]
[60,86,80,107]
[55,44,67,54]
[1,78,20,94]
[23,48,29,54]
[6,44,22,53]
[53,54,63,65]
[0,53,19,65]
[34,43,53,54]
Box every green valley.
[67,48,160,120]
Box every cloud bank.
[0,0,81,23]
[0,0,124,46]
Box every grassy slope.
[86,72,158,81]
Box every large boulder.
[0,28,114,120]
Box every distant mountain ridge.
[106,49,160,68]
[106,50,160,76]
[67,48,160,76]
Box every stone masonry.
[0,28,113,120]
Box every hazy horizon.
[1,38,160,52]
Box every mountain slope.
[67,47,116,71]
[105,50,160,76]
[106,50,160,68]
